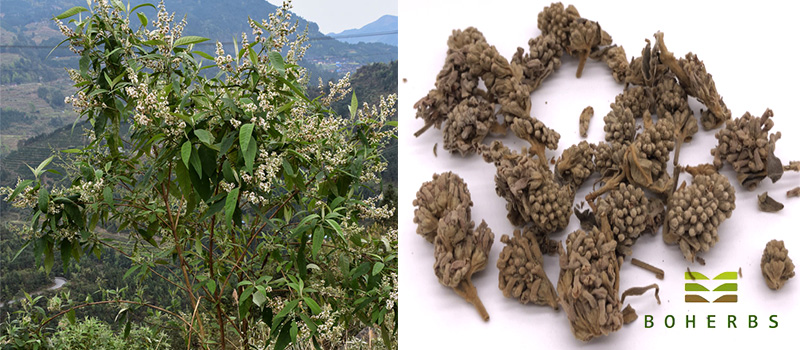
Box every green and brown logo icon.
[685,271,737,303]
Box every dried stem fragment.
[787,187,800,198]
[631,258,664,280]
[620,284,660,305]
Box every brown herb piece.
[480,141,574,233]
[555,141,596,189]
[620,284,660,305]
[655,32,730,130]
[761,239,795,290]
[788,187,800,198]
[434,207,495,320]
[622,304,637,324]
[712,109,783,190]
[442,96,495,156]
[739,267,743,278]
[497,228,559,309]
[664,169,735,263]
[579,106,593,138]
[590,45,629,83]
[574,206,597,231]
[412,172,473,243]
[433,143,438,157]
[558,226,623,341]
[631,258,664,280]
[687,267,696,280]
[758,192,784,213]
[596,183,649,257]
[511,33,563,92]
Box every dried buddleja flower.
[624,39,668,87]
[596,183,649,257]
[434,207,495,321]
[567,17,612,78]
[442,96,496,156]
[603,103,636,145]
[511,33,563,92]
[761,239,795,290]
[497,227,559,309]
[578,106,593,138]
[655,32,730,130]
[654,76,697,164]
[589,45,629,83]
[412,172,473,243]
[508,116,561,166]
[555,141,596,189]
[558,226,623,341]
[711,109,783,190]
[588,117,675,203]
[480,141,574,233]
[537,2,580,50]
[663,167,736,263]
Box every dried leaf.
[758,192,784,213]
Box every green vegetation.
[1,2,397,350]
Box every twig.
[631,258,664,280]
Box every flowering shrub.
[1,0,397,349]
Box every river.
[0,277,68,308]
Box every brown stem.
[459,278,489,321]
[585,171,625,203]
[414,121,434,137]
[576,52,588,78]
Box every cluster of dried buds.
[413,1,796,342]
[413,172,495,321]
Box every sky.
[279,0,397,34]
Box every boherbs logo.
[685,271,737,303]
[643,269,779,329]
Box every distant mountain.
[328,15,397,46]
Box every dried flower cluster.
[412,172,473,243]
[557,227,623,341]
[497,227,559,308]
[663,169,736,263]
[712,109,784,190]
[761,239,795,290]
[555,141,596,189]
[596,183,649,257]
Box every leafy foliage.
[1,1,397,349]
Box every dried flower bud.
[480,141,574,233]
[603,103,636,145]
[567,17,612,78]
[413,172,473,243]
[712,108,783,190]
[442,96,496,156]
[511,33,563,92]
[596,183,649,257]
[497,227,559,308]
[590,45,629,83]
[537,2,580,50]
[555,140,596,189]
[761,239,795,290]
[558,227,623,341]
[508,116,561,163]
[655,32,730,130]
[578,106,593,138]
[434,207,495,320]
[664,171,736,263]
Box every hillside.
[329,15,398,46]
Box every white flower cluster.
[78,177,104,204]
[0,179,37,209]
[214,41,234,71]
[320,73,352,107]
[383,271,398,311]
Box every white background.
[398,0,800,348]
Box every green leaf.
[252,289,266,307]
[123,319,131,338]
[44,241,54,274]
[275,298,299,321]
[244,135,257,173]
[239,123,255,152]
[181,141,192,168]
[269,51,285,76]
[194,129,214,145]
[290,321,298,343]
[372,262,385,276]
[67,309,76,325]
[312,226,323,258]
[103,187,113,205]
[55,6,88,20]
[303,297,321,315]
[192,50,214,60]
[174,36,209,47]
[274,321,292,350]
[8,179,33,201]
[225,187,239,227]
[141,39,167,46]
[33,155,55,178]
[349,92,358,118]
[207,279,217,294]
[38,187,49,213]
[136,12,147,28]
[326,219,344,240]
